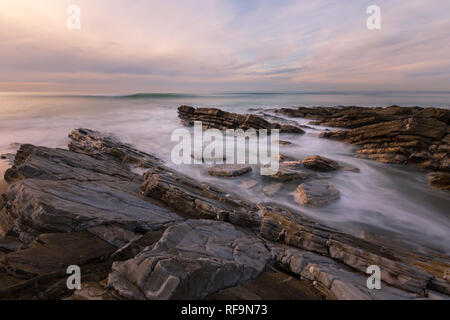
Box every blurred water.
[0,91,449,253]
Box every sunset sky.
[1,0,449,93]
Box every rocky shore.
[273,105,450,191]
[0,127,449,300]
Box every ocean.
[1,91,449,254]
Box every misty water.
[0,91,449,254]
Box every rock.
[295,181,340,207]
[1,144,182,237]
[270,245,420,300]
[88,224,141,248]
[206,271,325,300]
[270,166,313,182]
[68,128,163,168]
[141,161,261,228]
[107,219,271,300]
[428,172,450,191]
[0,231,115,279]
[208,164,252,177]
[66,281,118,300]
[339,165,360,173]
[275,140,292,146]
[262,183,282,197]
[240,179,259,190]
[302,155,339,171]
[178,106,305,134]
[276,106,449,189]
[258,203,447,296]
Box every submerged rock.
[295,181,340,208]
[240,178,259,190]
[302,155,339,171]
[262,183,282,197]
[428,172,450,191]
[107,219,271,300]
[208,164,252,177]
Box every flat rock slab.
[108,219,271,300]
[206,271,324,300]
[0,231,115,278]
[2,178,182,235]
[302,155,339,171]
[208,164,252,177]
[296,181,340,207]
[1,144,182,237]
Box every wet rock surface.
[0,128,448,300]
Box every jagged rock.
[302,155,339,171]
[1,144,182,237]
[276,106,449,189]
[107,219,271,300]
[270,245,420,300]
[258,203,449,296]
[68,128,163,168]
[208,164,252,177]
[262,183,282,197]
[1,128,447,300]
[296,181,340,207]
[141,162,260,228]
[428,172,450,191]
[178,106,305,134]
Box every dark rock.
[107,219,271,300]
[302,155,339,171]
[295,181,340,207]
[208,164,252,177]
[178,106,305,134]
[428,172,450,191]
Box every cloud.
[0,0,449,92]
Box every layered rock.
[178,105,305,134]
[0,128,448,300]
[302,155,339,172]
[108,219,271,300]
[276,106,450,189]
[295,181,340,207]
[1,144,182,238]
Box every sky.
[0,0,449,93]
